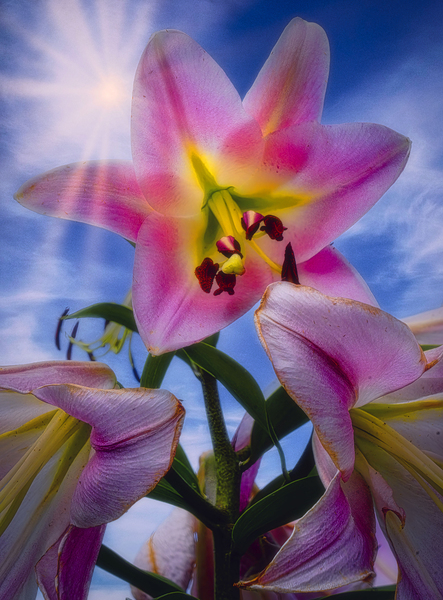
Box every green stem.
[194,365,241,600]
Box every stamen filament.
[248,239,282,273]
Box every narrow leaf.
[232,475,324,554]
[64,302,138,332]
[140,352,175,389]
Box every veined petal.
[232,413,260,512]
[238,122,410,264]
[33,384,184,527]
[131,29,263,217]
[132,508,197,600]
[240,472,376,592]
[243,18,329,135]
[0,361,117,393]
[0,390,54,438]
[132,214,273,354]
[255,284,427,477]
[378,356,443,403]
[15,161,150,243]
[36,524,106,600]
[297,246,378,306]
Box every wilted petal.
[255,284,427,477]
[36,524,106,600]
[14,162,150,242]
[132,29,263,217]
[243,17,329,135]
[241,472,376,592]
[132,508,197,600]
[133,214,272,354]
[33,384,184,527]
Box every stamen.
[55,307,69,350]
[221,253,245,276]
[241,211,264,240]
[67,321,79,360]
[213,271,236,296]
[260,215,287,241]
[195,257,219,293]
[216,236,243,258]
[281,243,300,284]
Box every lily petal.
[36,524,106,600]
[33,384,184,527]
[241,472,376,592]
[132,213,273,354]
[255,283,427,477]
[240,121,410,264]
[131,29,263,217]
[243,17,329,135]
[15,162,150,243]
[402,306,443,346]
[132,508,197,600]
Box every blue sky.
[1,0,443,597]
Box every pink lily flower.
[0,361,184,600]
[402,306,443,346]
[246,282,443,597]
[15,18,410,354]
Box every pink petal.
[240,121,410,264]
[33,384,184,527]
[15,161,150,242]
[131,30,263,217]
[0,361,116,393]
[243,18,329,135]
[379,353,443,403]
[298,245,378,306]
[255,284,427,477]
[232,413,260,512]
[36,525,106,600]
[402,307,443,346]
[132,214,273,354]
[241,472,376,592]
[0,390,54,437]
[132,508,197,600]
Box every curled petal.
[402,306,443,346]
[33,384,184,527]
[243,17,330,134]
[15,162,150,242]
[240,472,376,592]
[132,29,263,216]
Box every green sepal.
[140,352,175,389]
[231,475,324,555]
[96,545,192,598]
[249,386,308,463]
[64,302,138,332]
[179,343,267,428]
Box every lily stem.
[195,365,241,600]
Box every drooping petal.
[255,283,427,477]
[0,438,91,599]
[358,436,443,599]
[132,508,197,600]
[297,245,378,306]
[36,524,106,600]
[238,121,410,264]
[0,361,116,393]
[131,29,263,217]
[243,17,329,135]
[32,384,184,527]
[240,472,376,592]
[132,213,273,354]
[402,306,443,346]
[15,162,150,242]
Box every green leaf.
[421,344,440,351]
[146,478,194,512]
[249,386,308,463]
[329,587,395,599]
[96,545,191,598]
[140,352,175,389]
[232,475,324,554]
[157,594,198,600]
[172,445,200,492]
[181,343,267,428]
[64,302,138,332]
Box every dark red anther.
[281,242,300,285]
[260,215,287,241]
[195,257,219,293]
[241,211,264,240]
[67,321,79,360]
[213,271,236,296]
[216,236,242,258]
[55,307,69,350]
